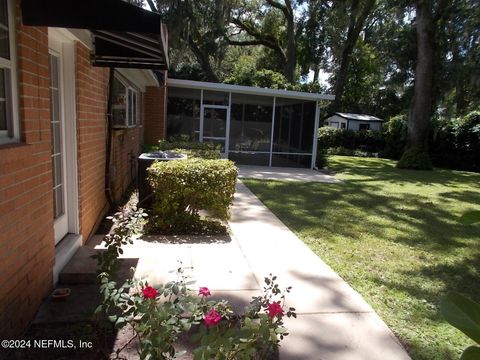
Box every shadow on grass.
[242,158,480,360]
[330,156,480,188]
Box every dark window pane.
[49,56,59,88]
[229,94,273,152]
[271,154,312,168]
[0,28,8,60]
[132,91,137,125]
[55,185,64,218]
[166,87,201,140]
[0,0,7,27]
[203,90,229,105]
[0,100,6,130]
[128,89,133,125]
[112,77,126,126]
[52,122,61,154]
[53,154,63,187]
[0,67,6,132]
[0,67,5,98]
[0,0,9,60]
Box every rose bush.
[95,208,296,360]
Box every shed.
[323,112,384,132]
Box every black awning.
[21,0,160,34]
[20,0,169,69]
[91,30,168,69]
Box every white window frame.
[127,87,137,127]
[112,74,138,129]
[0,0,19,144]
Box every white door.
[201,105,229,156]
[49,51,69,244]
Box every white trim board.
[168,78,335,102]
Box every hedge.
[147,158,238,234]
[318,127,385,153]
[319,111,480,172]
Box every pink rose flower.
[267,302,284,319]
[204,309,222,328]
[199,287,211,297]
[142,286,158,299]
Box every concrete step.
[58,237,104,285]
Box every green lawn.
[242,156,480,360]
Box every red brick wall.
[143,82,166,144]
[0,5,55,341]
[75,42,110,242]
[0,5,153,341]
[111,126,142,201]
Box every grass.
[242,156,480,360]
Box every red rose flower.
[267,302,284,319]
[199,287,211,297]
[203,309,222,328]
[142,286,158,299]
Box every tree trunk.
[188,35,219,83]
[398,0,434,169]
[285,17,296,83]
[313,66,319,83]
[331,0,376,111]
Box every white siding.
[324,115,347,129]
[348,120,382,132]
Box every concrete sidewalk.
[238,165,341,183]
[55,180,411,359]
[229,182,411,360]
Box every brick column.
[143,85,166,145]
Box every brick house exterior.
[0,0,167,341]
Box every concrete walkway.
[229,182,410,360]
[52,180,410,359]
[238,165,341,183]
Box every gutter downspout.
[105,67,115,209]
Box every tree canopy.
[144,0,479,165]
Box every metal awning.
[20,0,168,69]
[91,29,168,69]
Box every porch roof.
[168,79,335,102]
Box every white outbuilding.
[323,112,384,131]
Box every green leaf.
[461,346,480,360]
[440,292,480,343]
[115,317,126,328]
[460,211,480,225]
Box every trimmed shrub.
[148,158,238,234]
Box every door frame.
[200,104,230,157]
[49,29,81,283]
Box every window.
[341,123,346,129]
[0,0,18,143]
[329,122,339,129]
[112,75,138,128]
[359,123,370,131]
